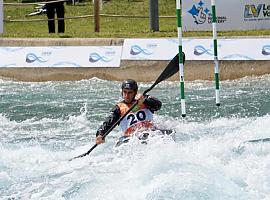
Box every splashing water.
[0,76,270,199]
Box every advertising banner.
[122,38,270,60]
[182,0,270,31]
[0,46,122,67]
[0,0,3,33]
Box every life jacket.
[117,102,153,136]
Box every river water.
[0,75,270,200]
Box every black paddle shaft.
[69,53,183,161]
[69,102,139,160]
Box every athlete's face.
[122,89,137,104]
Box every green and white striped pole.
[176,0,186,117]
[211,0,220,106]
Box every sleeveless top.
[117,102,153,136]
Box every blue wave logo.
[52,62,82,67]
[89,53,111,63]
[194,45,213,56]
[26,53,48,63]
[222,54,254,60]
[1,63,17,67]
[130,45,153,56]
[262,45,270,56]
[166,38,192,44]
[1,47,25,52]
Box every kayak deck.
[115,129,175,147]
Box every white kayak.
[115,129,176,147]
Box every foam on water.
[1,76,270,199]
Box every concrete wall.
[0,38,269,82]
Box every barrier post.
[176,0,186,117]
[94,0,100,32]
[0,0,3,33]
[211,0,220,106]
[149,0,159,31]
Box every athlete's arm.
[144,95,162,112]
[95,105,121,143]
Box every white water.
[1,77,270,199]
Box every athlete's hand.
[96,135,105,145]
[135,93,146,106]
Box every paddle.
[69,53,182,161]
[244,138,270,144]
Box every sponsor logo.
[188,0,227,25]
[25,53,48,63]
[130,44,155,56]
[194,45,213,56]
[89,52,111,63]
[244,4,270,21]
[262,45,270,56]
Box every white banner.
[122,38,270,60]
[0,46,122,67]
[182,0,270,31]
[0,0,3,33]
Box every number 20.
[127,111,146,126]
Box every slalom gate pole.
[211,0,221,106]
[176,0,186,117]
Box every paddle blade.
[69,144,98,161]
[144,52,184,95]
[155,53,179,84]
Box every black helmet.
[121,79,138,91]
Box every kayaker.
[95,79,162,145]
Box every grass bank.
[1,0,270,38]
